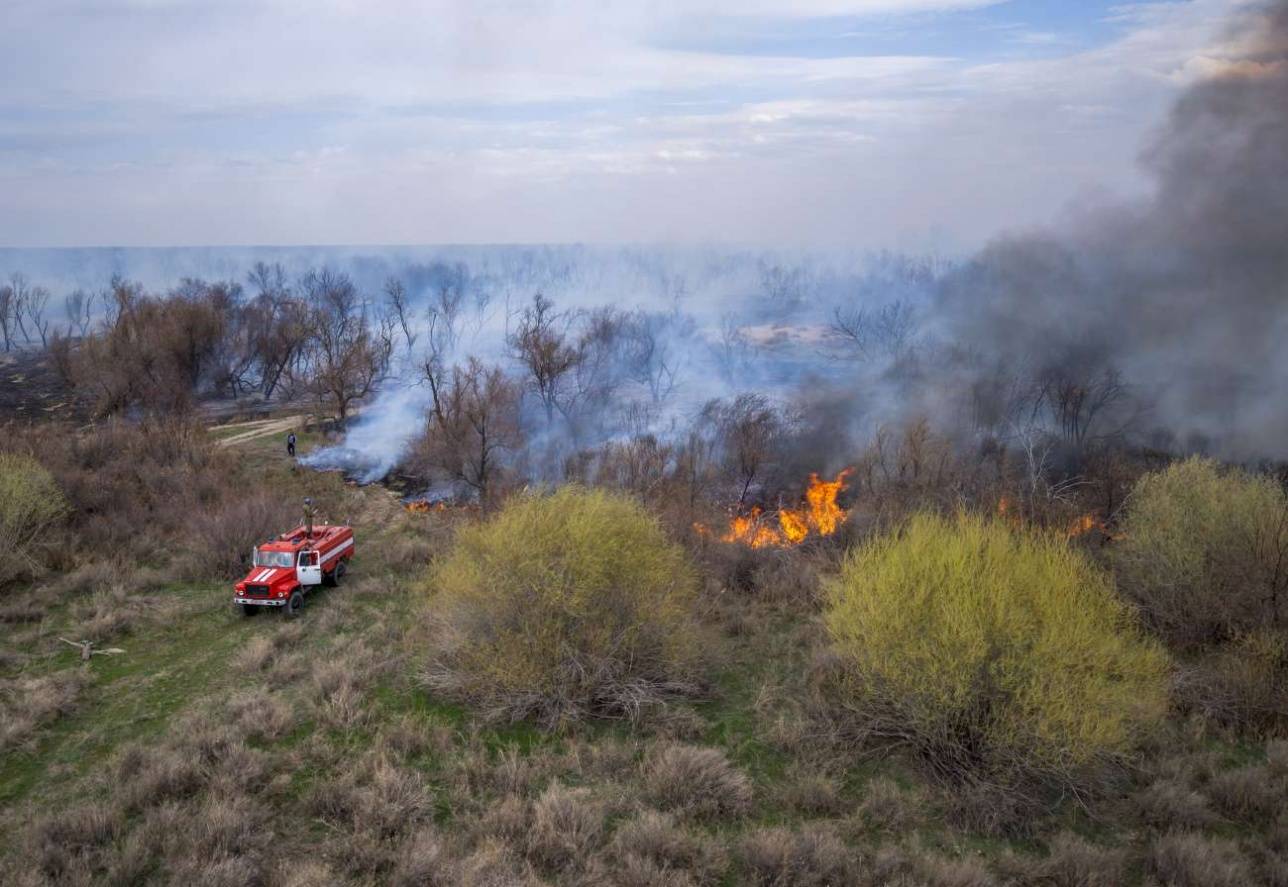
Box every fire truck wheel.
[239,603,259,618]
[285,590,304,618]
[323,561,347,588]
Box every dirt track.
[210,416,304,448]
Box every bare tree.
[759,262,808,309]
[7,273,37,343]
[567,307,631,427]
[296,269,391,424]
[101,275,143,331]
[622,310,689,403]
[507,293,581,424]
[63,275,226,415]
[830,299,916,361]
[703,393,786,506]
[24,284,52,348]
[1031,365,1134,448]
[384,276,418,353]
[246,263,310,399]
[63,289,95,338]
[423,261,468,355]
[0,283,13,352]
[247,260,288,298]
[417,356,522,504]
[713,313,752,383]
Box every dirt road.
[211,416,303,448]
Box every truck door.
[297,550,323,586]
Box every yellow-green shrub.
[1114,457,1288,649]
[424,486,704,727]
[823,512,1168,789]
[0,452,68,586]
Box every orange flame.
[1066,513,1103,538]
[997,496,1108,539]
[697,469,853,548]
[405,499,449,513]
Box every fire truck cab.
[233,501,354,617]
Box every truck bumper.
[234,597,286,607]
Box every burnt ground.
[0,347,319,429]
[0,348,87,424]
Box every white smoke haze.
[303,0,1288,478]
[2,1,1283,487]
[288,245,937,484]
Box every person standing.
[287,431,297,459]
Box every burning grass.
[695,469,852,549]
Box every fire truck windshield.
[253,550,293,568]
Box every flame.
[405,499,449,513]
[697,469,853,548]
[997,497,1109,539]
[1066,513,1105,538]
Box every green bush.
[823,512,1168,792]
[423,486,704,727]
[0,452,68,586]
[1114,457,1288,649]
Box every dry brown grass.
[390,825,453,887]
[920,855,998,887]
[853,776,924,834]
[183,490,299,580]
[47,559,128,599]
[1000,831,1130,887]
[608,810,727,885]
[1268,740,1288,779]
[0,668,88,753]
[1133,779,1219,830]
[311,755,432,841]
[1150,831,1253,887]
[642,743,754,822]
[67,583,156,643]
[525,781,607,875]
[1206,764,1284,824]
[451,839,544,887]
[737,824,860,886]
[308,640,394,731]
[115,745,205,813]
[224,690,296,742]
[776,772,846,819]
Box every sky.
[0,0,1252,250]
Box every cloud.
[0,0,1248,247]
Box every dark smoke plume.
[940,0,1288,459]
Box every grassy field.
[1,424,1286,886]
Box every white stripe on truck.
[320,537,353,565]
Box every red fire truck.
[233,499,354,617]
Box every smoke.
[300,381,433,483]
[938,0,1288,459]
[6,2,1283,480]
[301,246,900,484]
